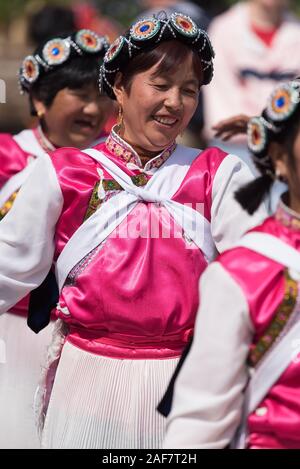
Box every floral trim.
[106,133,135,164]
[65,244,103,286]
[130,173,148,186]
[0,191,18,220]
[105,126,176,171]
[248,269,298,367]
[83,174,148,221]
[83,181,101,222]
[276,198,300,232]
[102,179,122,192]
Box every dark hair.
[119,40,203,95]
[28,6,76,46]
[235,106,300,214]
[29,55,100,116]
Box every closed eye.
[182,87,198,96]
[153,84,169,91]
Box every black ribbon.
[157,337,193,417]
[27,269,59,334]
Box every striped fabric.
[40,340,179,449]
[0,313,53,448]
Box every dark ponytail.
[234,78,300,215]
[235,112,275,214]
[235,173,274,215]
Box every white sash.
[0,130,46,207]
[56,145,215,291]
[232,232,300,448]
[235,232,300,274]
[0,130,106,209]
[0,160,38,208]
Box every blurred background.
[1,0,300,142]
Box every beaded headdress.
[19,29,109,94]
[247,79,300,157]
[99,12,215,100]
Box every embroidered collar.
[276,194,300,232]
[105,125,176,173]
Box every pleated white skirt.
[41,340,178,449]
[0,313,53,448]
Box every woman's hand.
[212,114,250,141]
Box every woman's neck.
[249,1,285,29]
[118,126,165,165]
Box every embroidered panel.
[84,181,101,222]
[248,269,298,367]
[83,174,148,221]
[0,191,19,220]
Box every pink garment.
[218,206,300,449]
[0,132,36,316]
[51,142,227,359]
[204,2,300,142]
[0,134,29,188]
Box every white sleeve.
[211,154,267,253]
[0,153,63,313]
[163,262,253,449]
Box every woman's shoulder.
[188,145,232,177]
[51,140,109,167]
[0,132,26,155]
[218,216,285,273]
[217,215,298,335]
[0,132,30,187]
[50,144,113,206]
[217,218,287,318]
[51,146,99,169]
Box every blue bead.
[276,96,285,108]
[140,24,150,32]
[52,47,60,56]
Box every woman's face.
[113,51,200,154]
[34,83,112,149]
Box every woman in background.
[0,29,112,448]
[164,79,300,449]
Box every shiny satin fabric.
[219,214,300,449]
[51,143,227,359]
[0,134,29,188]
[0,133,33,316]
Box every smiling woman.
[31,83,111,149]
[0,14,266,449]
[112,41,202,156]
[0,29,113,449]
[27,38,113,149]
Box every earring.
[117,107,124,127]
[37,109,44,119]
[275,168,287,183]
